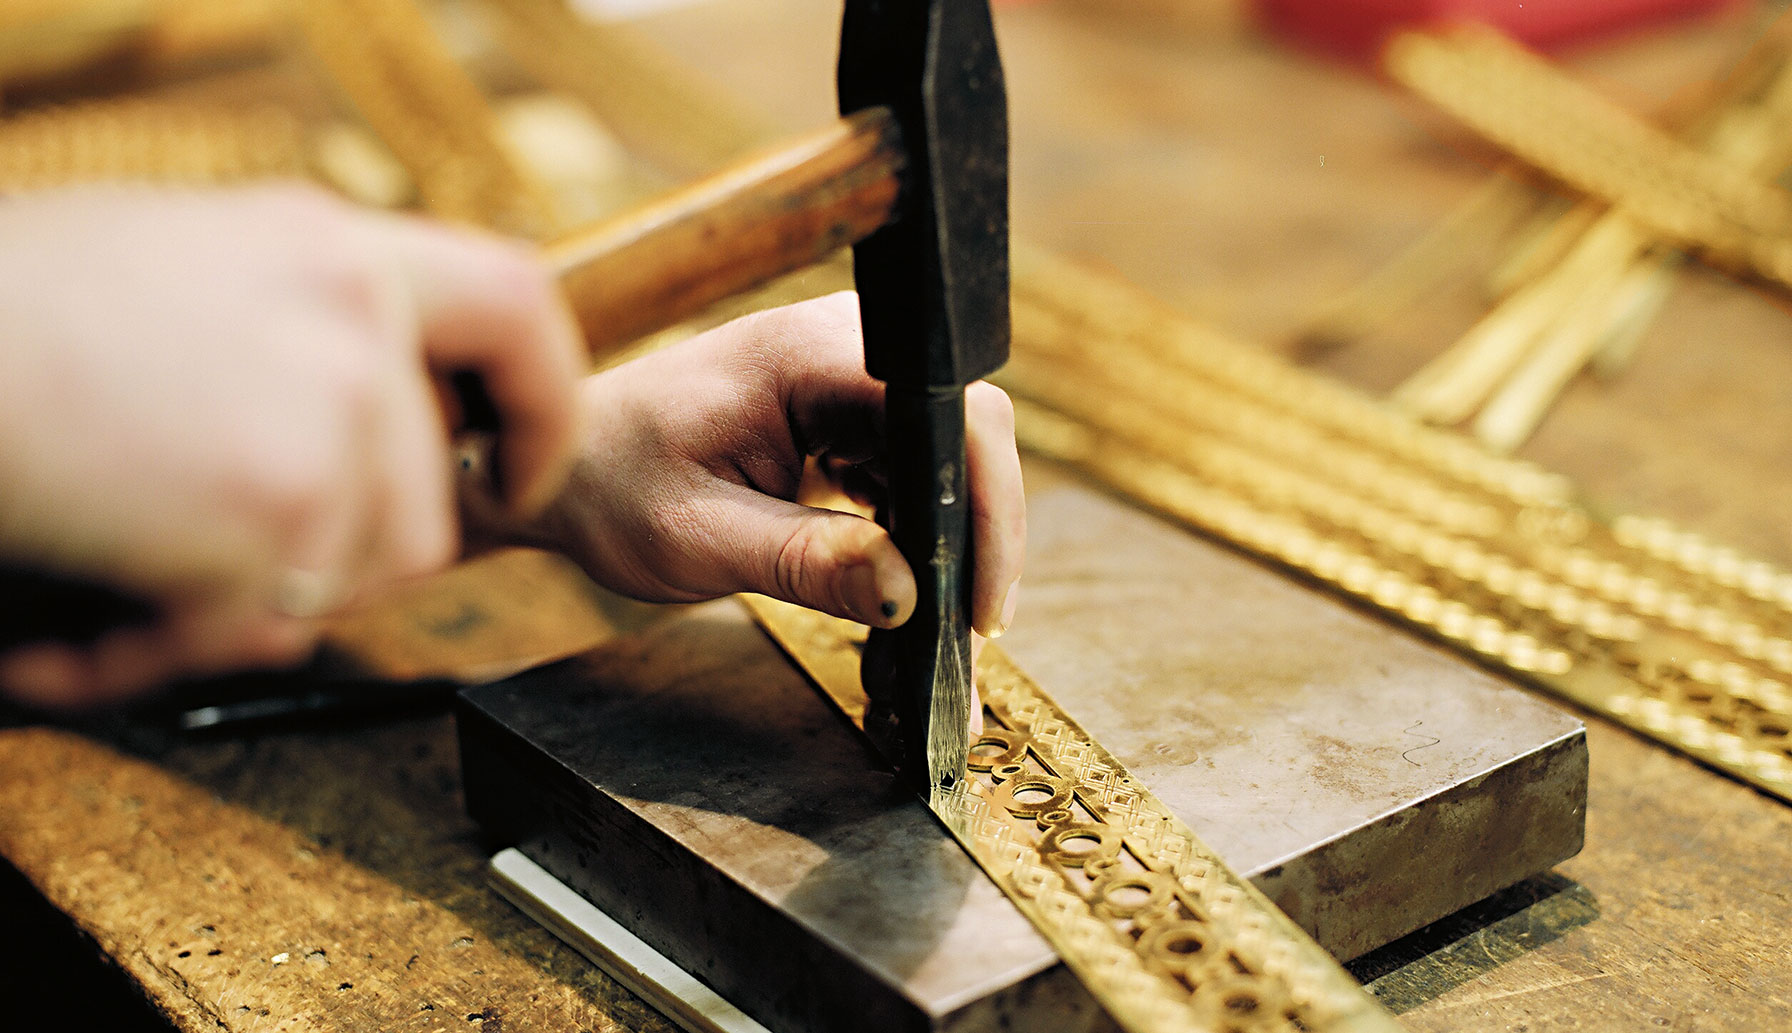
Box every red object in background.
[1259,0,1737,58]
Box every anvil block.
[458,479,1586,1033]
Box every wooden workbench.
[3,1,1790,1029]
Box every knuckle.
[811,292,866,354]
[248,622,321,668]
[329,345,385,412]
[490,250,582,373]
[813,290,862,328]
[273,357,384,477]
[395,509,458,579]
[490,244,558,306]
[310,259,398,346]
[750,291,865,365]
[258,481,334,552]
[234,434,346,547]
[471,239,558,316]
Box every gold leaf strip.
[0,96,305,189]
[477,0,771,181]
[998,251,1792,802]
[1307,10,1792,357]
[742,595,1399,1033]
[296,0,557,234]
[1384,26,1792,288]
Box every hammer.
[551,0,1007,794]
[839,0,1009,797]
[2,0,1010,793]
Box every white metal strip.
[487,848,774,1033]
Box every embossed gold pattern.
[997,248,1792,803]
[478,0,769,180]
[296,0,558,234]
[0,0,561,234]
[1385,25,1792,290]
[0,96,305,190]
[1373,19,1792,450]
[743,595,1399,1033]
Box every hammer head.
[839,0,1010,389]
[838,0,1009,796]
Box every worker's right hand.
[0,185,584,708]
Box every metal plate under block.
[458,479,1587,1033]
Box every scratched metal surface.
[460,471,1586,1031]
[460,602,1090,1033]
[995,475,1588,959]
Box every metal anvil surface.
[458,475,1587,1033]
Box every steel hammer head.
[839,0,1010,390]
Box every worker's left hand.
[485,291,1026,637]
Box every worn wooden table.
[4,1,1791,1030]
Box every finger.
[73,605,283,702]
[83,628,192,702]
[800,456,883,515]
[965,382,1025,637]
[0,645,90,708]
[166,592,318,675]
[379,216,584,517]
[969,635,986,737]
[762,292,887,461]
[702,487,916,628]
[362,347,459,592]
[0,628,184,709]
[278,323,382,616]
[829,458,887,512]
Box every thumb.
[723,494,916,629]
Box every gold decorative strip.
[477,0,771,182]
[1320,7,1792,367]
[997,249,1792,803]
[1384,25,1792,290]
[742,595,1398,1033]
[0,0,153,86]
[1390,214,1655,434]
[0,96,306,189]
[1293,171,1544,356]
[0,0,283,87]
[1379,16,1792,450]
[296,0,557,235]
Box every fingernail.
[871,557,915,627]
[990,578,1020,638]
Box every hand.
[500,292,1026,638]
[0,185,583,707]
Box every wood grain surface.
[3,1,1791,1031]
[545,106,903,356]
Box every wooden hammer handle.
[544,106,904,357]
[0,111,906,656]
